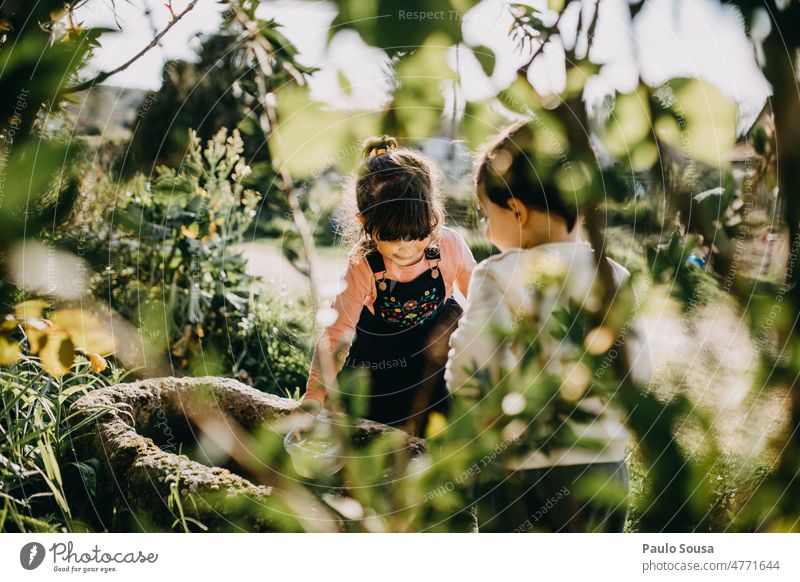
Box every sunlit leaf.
[271,86,380,178]
[23,321,49,355]
[36,436,68,513]
[40,331,75,377]
[49,309,115,355]
[600,85,653,158]
[651,78,737,166]
[330,0,462,54]
[14,300,50,319]
[530,109,569,164]
[498,77,544,117]
[631,141,659,171]
[337,70,353,97]
[564,62,599,97]
[87,352,109,373]
[0,335,22,365]
[180,223,200,240]
[393,33,455,138]
[460,100,509,150]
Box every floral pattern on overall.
[375,288,443,328]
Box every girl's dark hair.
[341,135,445,259]
[475,119,578,232]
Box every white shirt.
[444,241,652,469]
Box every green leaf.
[393,33,454,138]
[471,45,496,77]
[270,85,380,178]
[498,77,544,117]
[330,0,463,55]
[651,78,737,166]
[67,460,98,498]
[337,69,353,97]
[600,85,653,159]
[461,99,509,150]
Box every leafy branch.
[64,0,200,93]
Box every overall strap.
[424,247,441,260]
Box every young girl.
[300,136,476,437]
[445,120,651,532]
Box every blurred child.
[299,136,476,437]
[445,120,651,532]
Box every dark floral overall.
[343,246,463,436]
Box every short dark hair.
[475,120,578,232]
[344,136,445,259]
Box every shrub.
[66,128,309,395]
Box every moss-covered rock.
[70,376,425,532]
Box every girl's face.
[477,187,522,252]
[374,236,431,267]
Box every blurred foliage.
[0,3,141,531]
[270,85,381,179]
[329,0,464,56]
[0,0,104,309]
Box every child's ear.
[507,198,529,226]
[356,212,366,226]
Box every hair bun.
[362,135,398,159]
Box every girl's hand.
[289,398,322,439]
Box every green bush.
[63,128,310,396]
[1,349,128,532]
[229,292,311,397]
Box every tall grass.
[0,355,128,532]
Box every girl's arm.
[303,257,372,405]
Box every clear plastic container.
[283,410,344,479]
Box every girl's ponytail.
[361,135,398,159]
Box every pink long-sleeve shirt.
[303,226,476,404]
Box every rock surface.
[70,376,426,532]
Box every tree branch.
[510,3,566,77]
[64,0,200,93]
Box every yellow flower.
[88,352,108,373]
[180,223,199,239]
